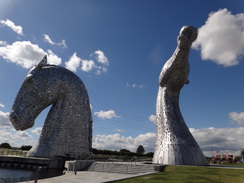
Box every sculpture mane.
[10,56,92,158]
[153,26,208,165]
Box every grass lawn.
[220,163,244,167]
[114,165,244,183]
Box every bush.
[20,145,32,150]
[119,149,136,156]
[0,143,11,149]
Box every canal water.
[0,167,63,183]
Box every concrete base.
[65,160,94,171]
[154,165,167,172]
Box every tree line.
[0,142,153,157]
[92,145,154,157]
[0,143,32,150]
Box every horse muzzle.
[9,111,34,131]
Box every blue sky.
[0,0,244,156]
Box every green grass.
[220,163,244,167]
[114,165,244,183]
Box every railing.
[102,155,116,171]
[65,152,93,160]
[126,156,137,173]
[85,153,94,160]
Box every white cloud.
[149,114,156,124]
[47,49,62,65]
[43,34,55,45]
[0,130,16,145]
[94,110,120,119]
[192,9,244,67]
[0,19,23,35]
[229,112,244,125]
[67,50,109,74]
[0,41,46,68]
[0,103,4,108]
[31,127,42,135]
[43,34,68,48]
[81,59,96,72]
[0,111,12,128]
[0,41,61,68]
[190,127,244,156]
[0,41,7,46]
[137,84,146,88]
[95,68,102,75]
[102,67,108,73]
[59,40,68,49]
[114,129,125,132]
[86,50,109,74]
[133,133,156,152]
[93,134,124,150]
[65,52,82,72]
[93,127,244,156]
[0,128,35,147]
[94,66,108,75]
[92,132,156,152]
[94,50,109,65]
[16,131,32,140]
[126,82,146,88]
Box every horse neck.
[42,80,88,132]
[171,46,190,67]
[49,85,86,120]
[157,87,180,111]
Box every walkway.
[20,171,154,183]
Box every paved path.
[20,171,154,183]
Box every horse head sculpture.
[153,26,208,165]
[10,56,92,158]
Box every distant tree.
[0,143,11,149]
[92,148,119,155]
[119,149,135,156]
[120,149,131,153]
[20,145,32,151]
[240,149,244,163]
[92,148,99,154]
[241,149,244,157]
[136,145,145,155]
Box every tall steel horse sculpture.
[153,26,208,165]
[10,56,92,158]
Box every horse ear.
[35,55,47,70]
